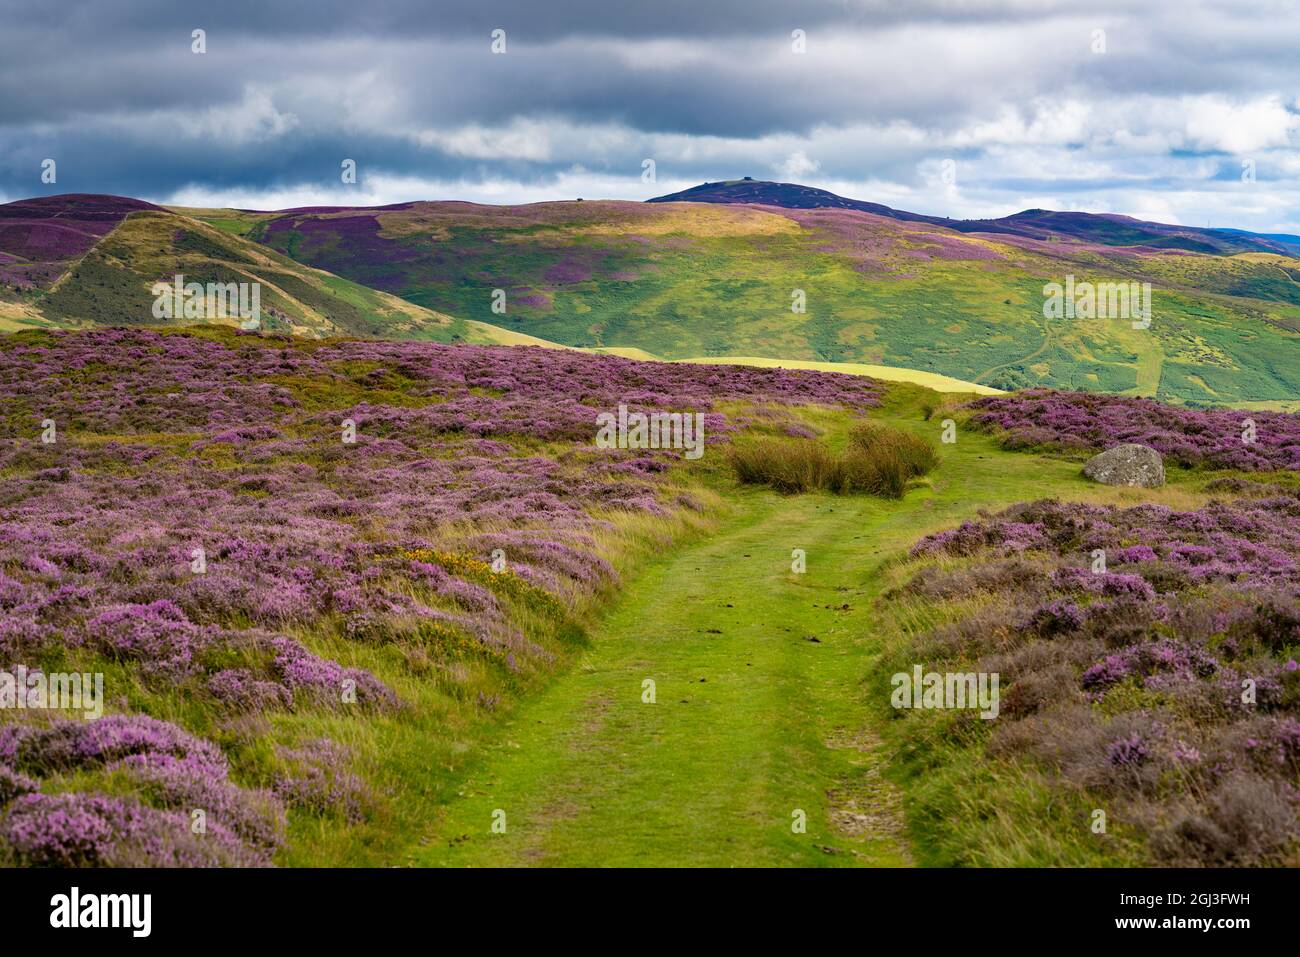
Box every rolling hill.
[650,179,1300,255]
[192,183,1300,407]
[0,195,530,345]
[4,186,1299,408]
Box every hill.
[0,195,524,345]
[0,195,164,290]
[649,179,1296,255]
[195,187,1300,407]
[5,188,1298,407]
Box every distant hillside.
[648,178,936,221]
[0,195,521,344]
[0,195,163,290]
[1214,227,1300,256]
[197,188,1300,407]
[7,190,1296,407]
[649,179,1295,256]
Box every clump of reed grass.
[727,422,937,498]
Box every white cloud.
[174,87,299,145]
[1182,94,1299,154]
[776,151,820,178]
[416,119,555,161]
[164,167,704,210]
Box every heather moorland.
[1,325,1296,867]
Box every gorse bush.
[727,422,937,498]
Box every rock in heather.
[1082,443,1165,487]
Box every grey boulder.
[1082,443,1165,488]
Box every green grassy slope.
[0,200,533,346]
[203,199,1300,407]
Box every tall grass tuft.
[727,437,838,494]
[842,421,939,494]
[728,423,938,498]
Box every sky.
[2,0,1298,232]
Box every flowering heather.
[0,326,878,866]
[0,793,268,867]
[0,766,37,805]
[0,195,161,290]
[966,389,1300,471]
[1107,732,1151,768]
[912,496,1300,584]
[268,635,398,710]
[900,494,1300,864]
[88,600,206,678]
[7,714,225,776]
[272,738,369,822]
[0,716,283,866]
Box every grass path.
[409,490,917,866]
[405,390,1197,867]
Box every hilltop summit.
[647,179,1297,255]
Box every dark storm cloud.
[0,2,1010,131]
[2,0,1072,47]
[0,1,1297,230]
